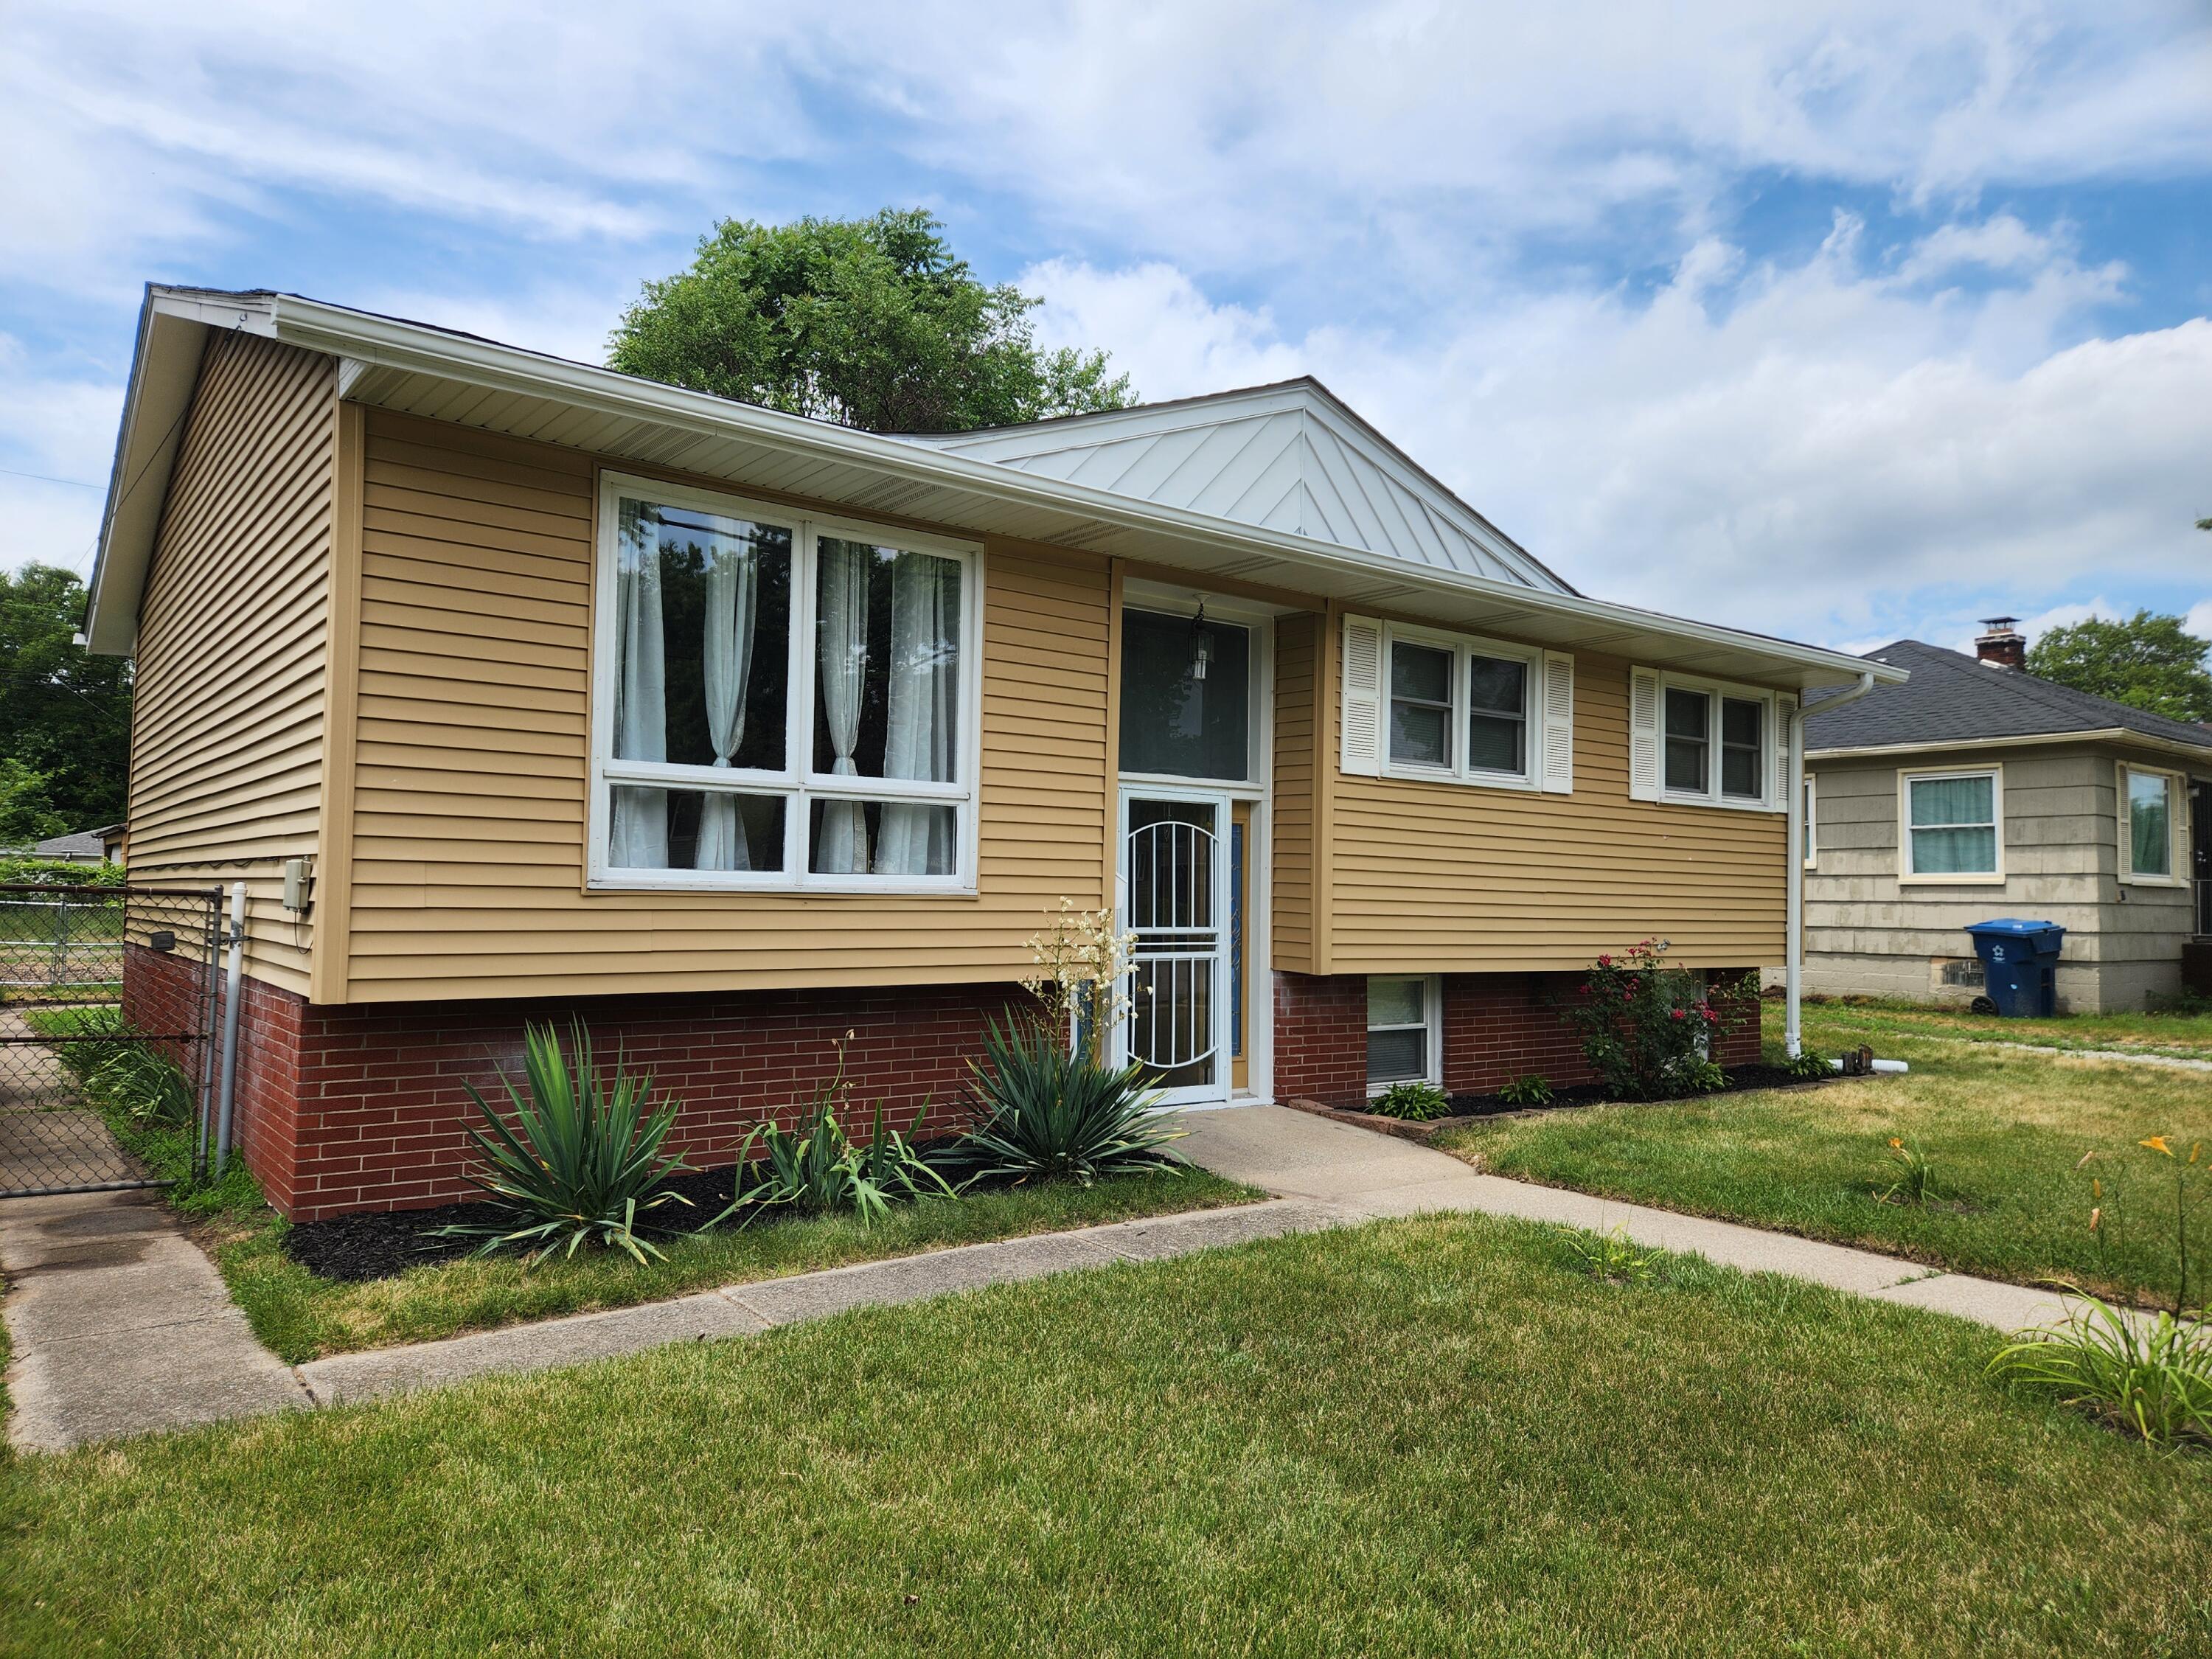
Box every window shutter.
[1628,667,1661,801]
[1340,616,1384,776]
[1540,651,1574,794]
[1773,695,1796,810]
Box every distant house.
[30,824,125,865]
[1802,622,2211,1012]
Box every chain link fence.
[0,883,223,1198]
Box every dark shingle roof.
[1804,639,2212,756]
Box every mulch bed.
[1290,1062,1834,1143]
[281,1137,1001,1283]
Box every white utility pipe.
[1787,671,1877,1057]
[213,881,246,1175]
[1834,1057,1911,1075]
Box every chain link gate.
[0,883,225,1199]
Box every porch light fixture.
[1190,602,1214,682]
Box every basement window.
[1367,976,1440,1091]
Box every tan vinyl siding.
[128,333,336,995]
[335,409,1111,1002]
[1270,613,1317,970]
[1328,649,1786,970]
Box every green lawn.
[1438,1002,2211,1310]
[219,1165,1253,1363]
[1804,994,2212,1060]
[3,1213,2206,1657]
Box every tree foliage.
[0,564,131,839]
[608,209,1133,433]
[2025,610,2212,725]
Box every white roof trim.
[86,286,1907,692]
[1809,728,2212,766]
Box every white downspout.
[1787,671,1875,1057]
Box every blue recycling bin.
[1963,919,2066,1017]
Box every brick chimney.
[1975,616,2025,669]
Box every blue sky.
[4,1,2209,656]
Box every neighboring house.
[86,285,1898,1220]
[29,824,125,864]
[1801,622,2212,1012]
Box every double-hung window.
[591,473,981,891]
[2120,763,2183,884]
[1899,768,2001,883]
[1381,625,1545,789]
[1636,669,1778,809]
[1366,975,1439,1090]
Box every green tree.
[2025,610,2212,723]
[608,209,1133,433]
[0,564,132,832]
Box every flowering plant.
[1021,898,1138,1062]
[1559,939,1753,1101]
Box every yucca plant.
[958,1015,1183,1186]
[1989,1294,2212,1451]
[726,1094,956,1228]
[438,1022,692,1265]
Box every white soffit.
[903,382,1574,594]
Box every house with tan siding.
[87,285,1902,1219]
[1802,625,2212,1012]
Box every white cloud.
[1025,231,2212,646]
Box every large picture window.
[592,475,980,891]
[1900,768,2001,882]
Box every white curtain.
[695,526,758,871]
[608,500,668,868]
[815,538,869,872]
[874,551,958,875]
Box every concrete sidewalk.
[1,1189,309,1451]
[1176,1104,2090,1332]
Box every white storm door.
[1119,789,1232,1107]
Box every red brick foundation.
[126,945,1034,1221]
[1273,967,1761,1110]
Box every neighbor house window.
[1901,769,2001,882]
[2120,764,2182,883]
[1381,626,1544,789]
[1801,774,1817,868]
[1367,976,1439,1089]
[591,474,979,890]
[1639,671,1778,808]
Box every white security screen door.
[1119,790,1232,1107]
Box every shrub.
[959,1015,1183,1186]
[1559,940,1752,1101]
[1784,1048,1832,1081]
[438,1022,693,1265]
[728,1074,956,1228]
[1497,1074,1554,1108]
[0,856,125,888]
[1368,1081,1450,1121]
[1989,1295,2212,1450]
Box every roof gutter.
[1806,726,2212,768]
[1787,669,1877,1057]
[260,293,1905,690]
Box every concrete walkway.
[1,1189,309,1451]
[1177,1104,2093,1332]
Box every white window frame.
[1898,765,2005,886]
[1365,973,1442,1095]
[1646,670,1782,811]
[587,470,985,894]
[1380,622,1544,791]
[1802,773,1818,869]
[2118,761,2187,887]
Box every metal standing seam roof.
[901,379,1576,595]
[1804,639,2212,755]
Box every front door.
[1119,790,1231,1107]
